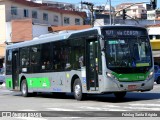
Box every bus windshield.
[105,37,152,73]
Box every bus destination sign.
[105,30,145,36]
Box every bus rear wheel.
[114,92,126,100]
[73,78,85,101]
[21,79,29,97]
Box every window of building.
[32,11,38,19]
[53,15,58,22]
[133,9,136,12]
[11,6,17,15]
[43,13,48,21]
[24,9,29,17]
[64,17,70,24]
[75,18,80,25]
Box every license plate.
[128,85,137,90]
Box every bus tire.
[114,92,126,100]
[21,79,29,97]
[156,77,160,84]
[73,78,85,101]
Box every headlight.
[147,71,154,80]
[107,72,118,80]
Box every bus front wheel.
[21,80,29,97]
[114,92,126,99]
[73,78,85,101]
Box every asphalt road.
[0,83,160,120]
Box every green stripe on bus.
[136,63,150,67]
[112,72,149,82]
[26,77,50,88]
[6,78,13,89]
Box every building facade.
[115,3,147,19]
[0,0,86,64]
[146,24,160,65]
[147,9,160,20]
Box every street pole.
[109,0,112,25]
[81,2,94,27]
[91,5,94,27]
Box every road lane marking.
[18,109,37,111]
[104,105,121,108]
[129,104,160,107]
[0,89,13,92]
[79,106,127,111]
[47,108,79,111]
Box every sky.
[53,0,160,8]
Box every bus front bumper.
[101,77,154,93]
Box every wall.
[12,19,32,42]
[6,22,12,43]
[148,27,160,35]
[147,26,160,50]
[0,4,6,58]
[4,0,84,26]
[0,4,6,43]
[32,24,49,38]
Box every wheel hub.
[22,83,26,95]
[75,84,81,96]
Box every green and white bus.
[5,25,154,100]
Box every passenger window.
[41,43,52,70]
[30,45,40,65]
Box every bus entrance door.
[86,40,99,91]
[12,51,19,90]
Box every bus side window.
[41,43,52,70]
[19,47,30,73]
[30,45,40,73]
[21,55,29,66]
[31,55,37,64]
[52,43,61,71]
[6,49,12,75]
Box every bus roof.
[6,27,98,49]
[6,25,146,49]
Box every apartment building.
[146,24,160,64]
[115,3,147,19]
[27,0,76,10]
[0,0,86,62]
[147,9,160,20]
[147,24,160,49]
